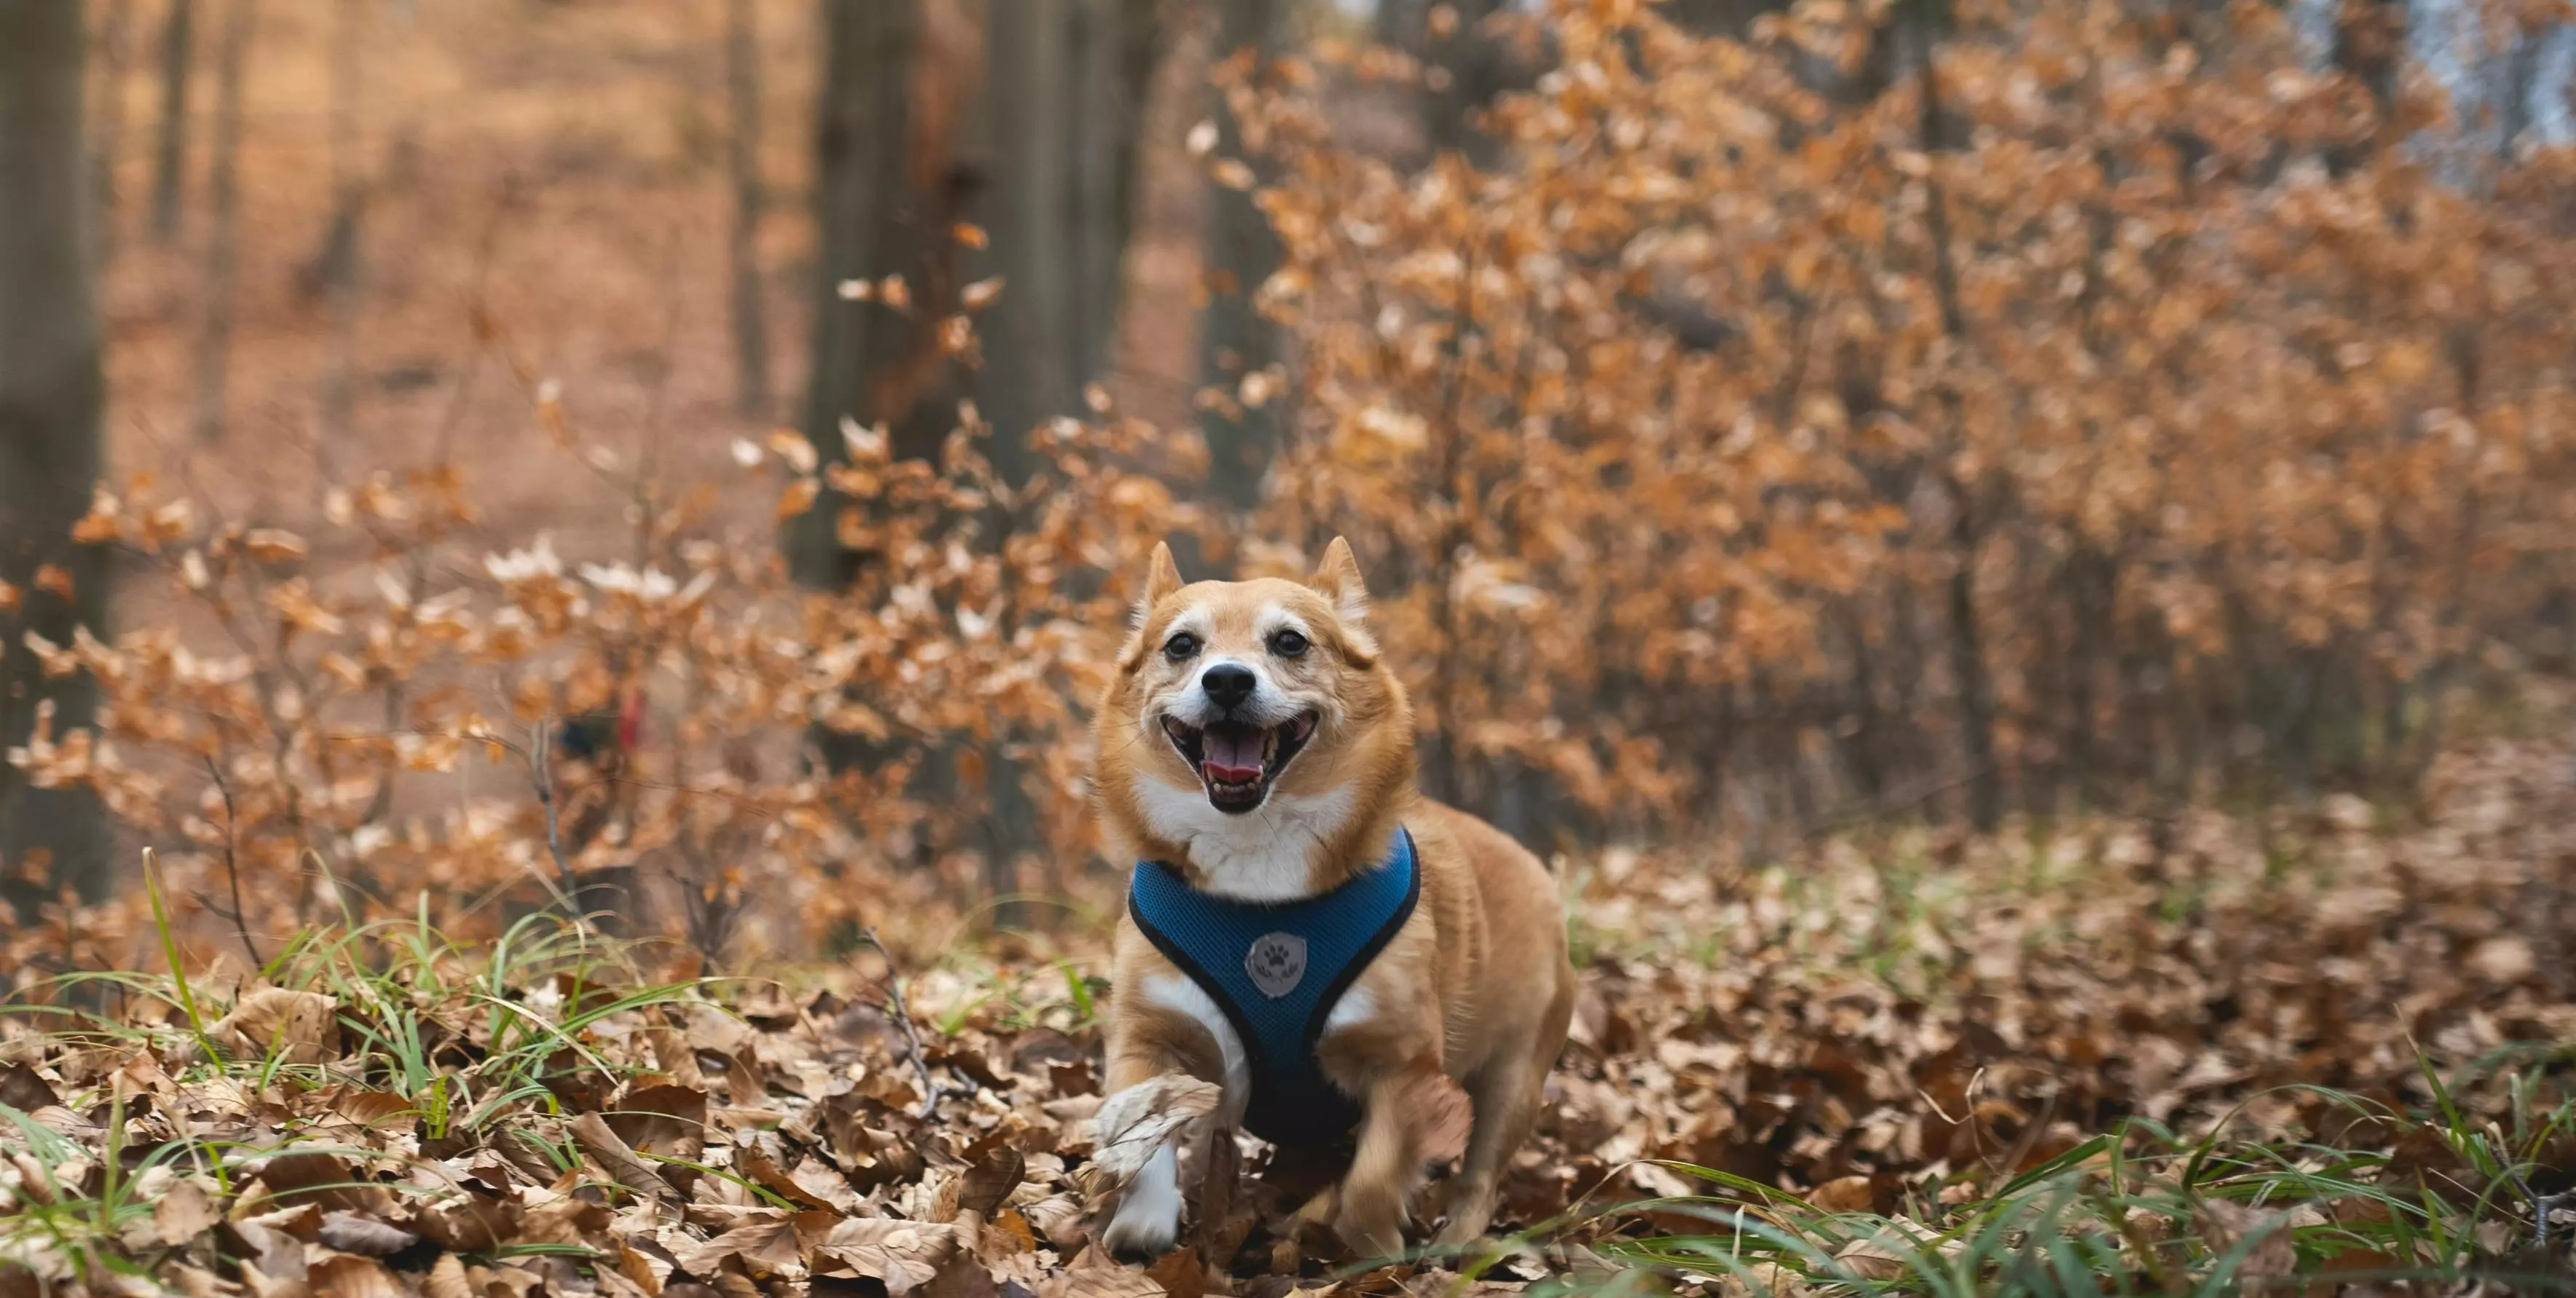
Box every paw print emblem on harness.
[1244,932,1308,999]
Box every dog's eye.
[1270,629,1309,658]
[1162,632,1200,661]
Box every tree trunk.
[969,0,1074,913]
[1068,0,1117,390]
[1199,0,1289,511]
[971,0,1160,472]
[1066,0,1165,391]
[1903,0,1998,830]
[1944,493,2001,828]
[189,0,248,444]
[975,0,1074,489]
[148,0,191,243]
[969,0,1166,914]
[1662,0,1791,36]
[1423,0,1508,167]
[91,0,134,266]
[317,0,363,482]
[790,0,980,589]
[1106,0,1165,342]
[2325,0,2403,176]
[725,0,773,420]
[2496,19,2542,161]
[1373,0,1425,48]
[0,0,115,913]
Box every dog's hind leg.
[1333,1074,1421,1262]
[1433,1054,1543,1248]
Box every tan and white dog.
[1091,538,1575,1261]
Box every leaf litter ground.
[4,739,2576,1296]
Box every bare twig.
[2494,1136,2569,1252]
[1424,229,1482,803]
[201,755,263,968]
[1799,760,2000,846]
[321,726,797,821]
[2534,1192,2569,1252]
[429,176,524,469]
[528,717,583,914]
[856,924,937,1119]
[1996,1086,2060,1179]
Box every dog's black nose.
[1201,663,1256,710]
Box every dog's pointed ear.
[1133,542,1184,626]
[1307,536,1370,625]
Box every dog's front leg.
[1100,978,1245,1260]
[1103,1138,1187,1259]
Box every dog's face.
[1097,538,1410,824]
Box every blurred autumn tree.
[1240,0,2576,853]
[789,0,1174,904]
[791,0,1168,589]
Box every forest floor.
[2,728,2572,1296]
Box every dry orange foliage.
[6,387,1190,975]
[1237,0,2576,846]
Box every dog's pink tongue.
[1201,725,1265,784]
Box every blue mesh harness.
[1126,828,1421,1145]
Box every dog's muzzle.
[1159,710,1320,814]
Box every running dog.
[1091,538,1575,1261]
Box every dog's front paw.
[1331,1197,1406,1264]
[1101,1144,1183,1261]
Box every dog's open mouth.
[1160,712,1319,813]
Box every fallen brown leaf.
[924,1259,1000,1298]
[310,1255,405,1298]
[2194,1199,2296,1279]
[1051,1247,1165,1298]
[0,1063,58,1111]
[317,1212,418,1257]
[210,989,339,1066]
[956,1147,1029,1222]
[424,1254,473,1298]
[1087,1075,1222,1193]
[607,1084,711,1159]
[154,1178,221,1246]
[570,1112,681,1203]
[412,1193,521,1253]
[811,1218,966,1295]
[1808,1175,1875,1214]
[673,1218,805,1282]
[617,1241,674,1297]
[1143,1246,1204,1298]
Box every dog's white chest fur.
[1134,778,1357,902]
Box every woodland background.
[4,0,2576,1291]
[4,0,2569,960]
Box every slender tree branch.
[528,717,583,914]
[201,755,263,968]
[857,924,937,1119]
